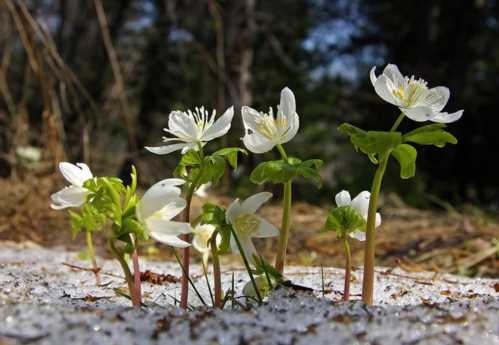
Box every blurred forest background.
[0,0,498,277]
[1,0,497,208]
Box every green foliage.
[250,157,323,186]
[323,206,366,238]
[71,166,147,245]
[339,123,402,163]
[252,255,284,285]
[340,123,457,181]
[197,203,232,254]
[242,275,273,300]
[213,147,247,169]
[403,124,457,148]
[391,144,417,179]
[68,204,107,237]
[174,147,247,186]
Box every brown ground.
[1,173,498,278]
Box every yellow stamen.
[234,213,260,236]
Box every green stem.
[390,112,405,132]
[85,231,101,285]
[109,239,139,307]
[361,112,404,305]
[275,144,292,274]
[179,147,205,309]
[230,227,262,303]
[342,238,351,302]
[211,232,222,308]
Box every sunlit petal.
[201,106,234,141]
[240,192,273,214]
[242,132,276,154]
[335,190,352,207]
[430,110,464,124]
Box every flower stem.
[85,231,101,285]
[130,234,142,307]
[211,232,222,308]
[230,227,263,303]
[342,238,351,302]
[180,189,193,310]
[109,239,139,307]
[275,144,292,274]
[361,112,404,305]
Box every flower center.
[256,108,288,140]
[187,107,215,139]
[197,229,213,247]
[234,213,260,236]
[392,76,428,107]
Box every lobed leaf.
[391,144,417,179]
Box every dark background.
[0,0,497,210]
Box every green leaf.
[181,149,203,166]
[242,275,273,299]
[351,131,402,154]
[250,160,296,185]
[200,155,226,185]
[213,147,247,169]
[403,124,457,148]
[338,123,366,136]
[250,158,323,186]
[339,123,402,159]
[323,206,366,237]
[391,144,417,179]
[253,255,283,284]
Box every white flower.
[136,178,193,248]
[192,223,220,266]
[370,64,463,123]
[334,190,382,241]
[50,162,93,210]
[226,192,279,264]
[194,182,211,198]
[241,87,299,153]
[145,106,234,155]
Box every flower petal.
[226,198,242,224]
[50,186,87,209]
[280,111,299,144]
[382,64,405,89]
[201,106,234,141]
[430,110,464,124]
[373,75,401,106]
[421,86,450,112]
[156,198,186,220]
[279,87,296,119]
[351,191,371,218]
[168,110,199,141]
[241,106,264,133]
[375,212,382,227]
[148,219,192,235]
[150,233,191,248]
[230,235,257,265]
[349,231,366,241]
[253,217,279,238]
[240,192,273,214]
[369,66,378,86]
[59,162,92,187]
[401,106,435,122]
[242,132,276,154]
[137,182,183,220]
[145,143,188,155]
[335,190,351,207]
